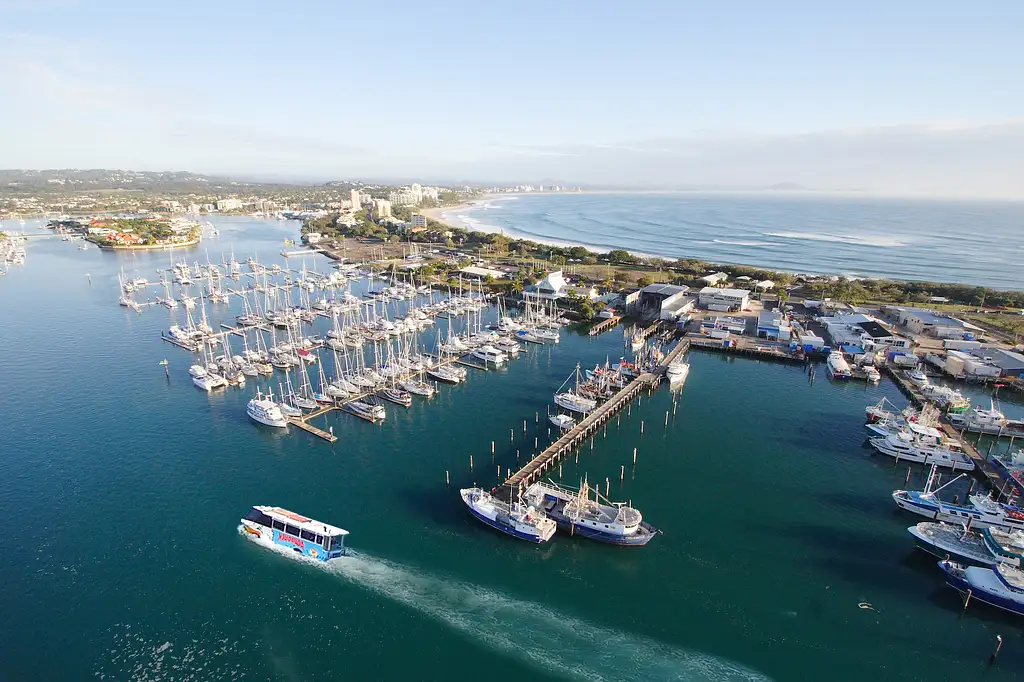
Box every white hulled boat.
[826,350,852,379]
[460,488,556,543]
[247,391,289,427]
[666,360,690,385]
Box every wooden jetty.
[503,371,659,489]
[286,404,339,442]
[942,423,1002,489]
[588,315,621,336]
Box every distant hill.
[0,169,284,193]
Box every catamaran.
[241,506,348,562]
[460,487,557,543]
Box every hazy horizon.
[2,2,1023,198]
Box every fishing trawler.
[523,480,659,546]
[949,400,1024,437]
[908,522,1000,567]
[241,506,348,561]
[553,365,598,414]
[460,487,556,543]
[939,560,1024,616]
[893,466,1024,531]
[868,423,974,470]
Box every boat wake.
[240,530,770,681]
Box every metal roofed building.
[635,283,690,318]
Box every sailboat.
[553,365,598,414]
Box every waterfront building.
[634,284,691,320]
[698,286,749,312]
[524,270,568,300]
[756,309,792,341]
[819,313,910,352]
[410,214,427,230]
[887,307,984,340]
[968,348,1024,379]
[460,266,506,280]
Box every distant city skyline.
[1,1,1023,197]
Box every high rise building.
[373,199,392,219]
[350,189,362,209]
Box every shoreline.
[91,237,202,251]
[418,195,1023,293]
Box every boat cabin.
[243,506,349,561]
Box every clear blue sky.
[2,1,1022,193]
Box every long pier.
[503,372,659,489]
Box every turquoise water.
[447,193,1024,288]
[2,217,1024,681]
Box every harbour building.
[698,286,750,312]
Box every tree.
[636,274,653,288]
[607,249,633,263]
[578,302,595,320]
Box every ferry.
[826,350,852,379]
[460,487,556,543]
[523,481,659,546]
[939,560,1024,616]
[241,506,349,561]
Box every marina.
[5,215,1024,681]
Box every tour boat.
[523,481,660,546]
[906,369,930,387]
[247,392,289,427]
[938,560,1024,616]
[549,413,576,430]
[908,522,1000,567]
[241,506,348,562]
[471,345,508,365]
[665,360,690,385]
[459,487,556,543]
[826,350,852,379]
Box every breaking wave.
[765,232,907,247]
[712,239,782,247]
[241,530,770,681]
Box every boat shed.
[968,347,1024,379]
[635,283,690,318]
[889,307,983,340]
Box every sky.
[1,0,1023,196]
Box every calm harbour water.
[2,216,1024,681]
[446,193,1024,288]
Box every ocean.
[1,216,1023,681]
[442,193,1024,289]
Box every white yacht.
[906,369,930,387]
[869,425,975,470]
[549,413,576,430]
[247,392,289,427]
[554,392,597,415]
[190,364,227,391]
[471,345,508,365]
[666,360,690,385]
[826,350,852,379]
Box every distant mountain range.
[0,169,272,193]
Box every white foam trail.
[765,231,907,247]
[241,531,769,681]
